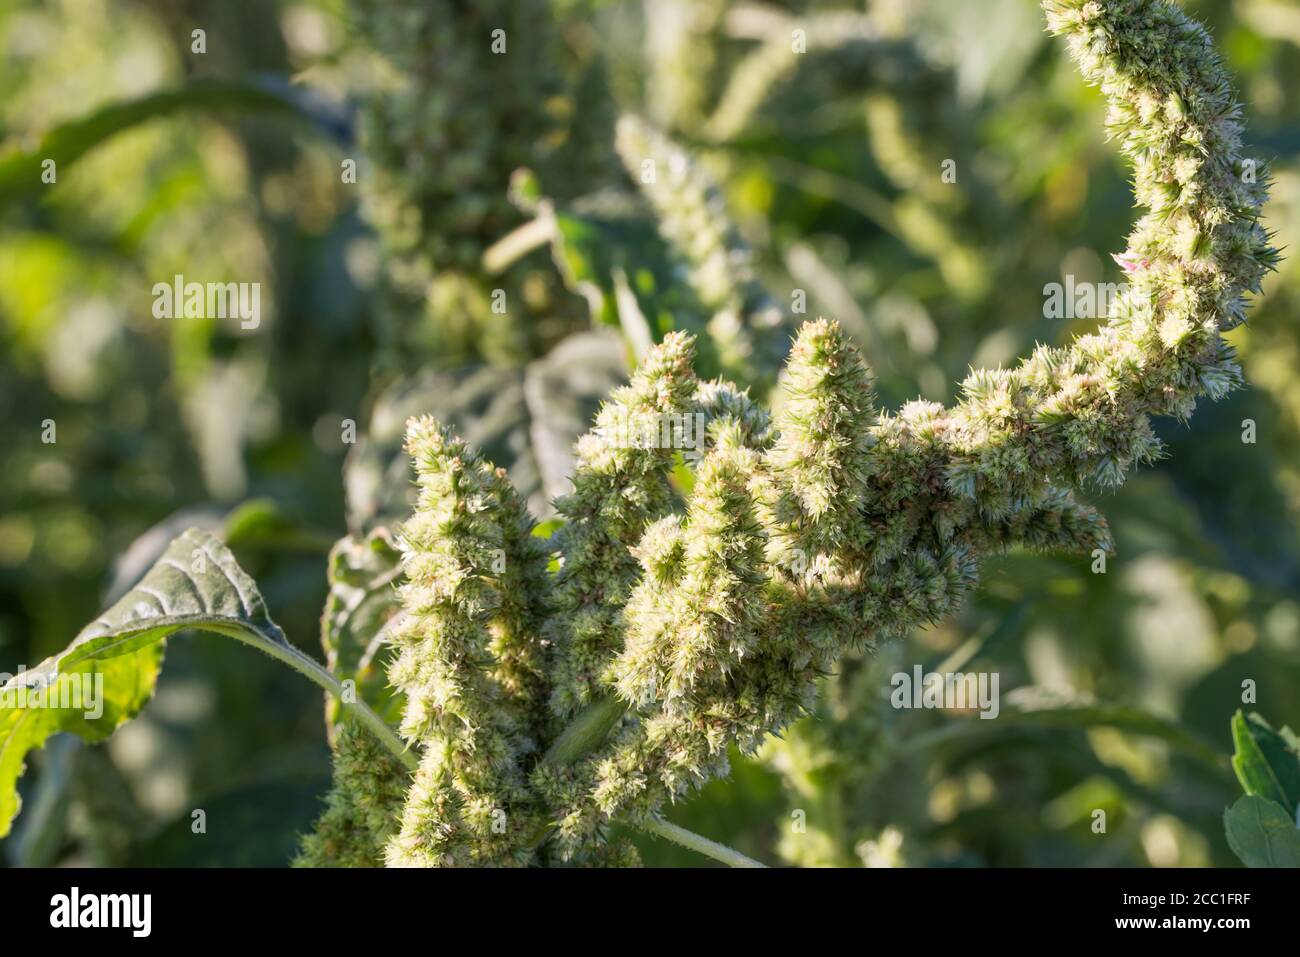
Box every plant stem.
[517,696,629,850]
[534,696,763,867]
[641,817,767,868]
[239,632,417,772]
[482,214,555,274]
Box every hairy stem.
[243,631,416,772]
[641,817,767,868]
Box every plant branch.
[482,213,555,274]
[517,695,758,866]
[273,647,764,866]
[246,633,416,772]
[640,817,768,868]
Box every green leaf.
[102,507,225,605]
[0,527,294,838]
[0,78,343,208]
[549,207,706,341]
[1230,710,1300,818]
[222,499,336,553]
[1224,795,1300,867]
[320,530,406,739]
[346,331,626,529]
[902,687,1227,771]
[4,736,76,867]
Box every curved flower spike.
[546,331,700,719]
[385,417,542,866]
[761,318,877,571]
[615,115,788,384]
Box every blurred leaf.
[1230,710,1300,817]
[0,78,342,208]
[346,330,625,528]
[1224,795,1300,867]
[915,0,1045,103]
[1161,398,1300,590]
[69,741,147,866]
[523,331,630,499]
[222,499,335,553]
[549,206,704,340]
[904,688,1227,771]
[320,529,404,740]
[0,527,286,838]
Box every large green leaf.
[320,529,406,740]
[1224,795,1300,867]
[0,527,294,838]
[1230,710,1300,818]
[346,330,626,529]
[0,78,344,208]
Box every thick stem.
[516,695,629,850]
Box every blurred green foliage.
[1,0,1297,866]
[1224,711,1300,865]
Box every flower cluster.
[299,0,1275,865]
[348,0,619,363]
[544,333,701,722]
[382,420,551,866]
[293,721,408,868]
[352,0,563,275]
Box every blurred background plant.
[1,0,1297,866]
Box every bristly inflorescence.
[383,419,550,866]
[293,720,408,868]
[348,0,619,364]
[300,0,1276,865]
[353,0,563,276]
[543,331,701,723]
[614,115,790,389]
